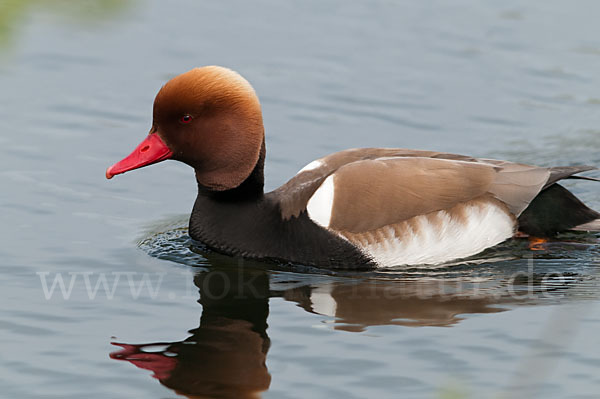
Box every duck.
[106,66,600,269]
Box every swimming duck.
[106,66,600,269]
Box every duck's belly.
[339,199,516,267]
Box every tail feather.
[571,219,600,232]
[545,165,597,188]
[518,184,600,236]
[567,175,600,183]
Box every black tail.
[517,183,600,237]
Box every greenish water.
[2,1,600,398]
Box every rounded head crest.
[152,66,265,191]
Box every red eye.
[180,115,193,124]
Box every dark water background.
[2,1,600,398]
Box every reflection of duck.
[106,66,600,269]
[111,268,271,399]
[280,278,510,329]
[110,258,587,396]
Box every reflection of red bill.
[110,342,178,380]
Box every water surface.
[2,1,600,398]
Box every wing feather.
[270,148,594,232]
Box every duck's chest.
[188,195,375,269]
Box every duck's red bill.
[106,134,173,179]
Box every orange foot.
[528,237,548,251]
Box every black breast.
[188,192,375,270]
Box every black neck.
[188,137,375,269]
[196,138,265,202]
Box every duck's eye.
[180,115,193,124]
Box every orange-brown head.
[106,66,265,191]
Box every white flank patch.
[298,159,323,173]
[357,202,515,267]
[307,175,335,227]
[310,284,337,317]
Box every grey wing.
[271,147,595,223]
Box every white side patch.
[310,284,337,317]
[352,202,515,267]
[297,159,323,173]
[307,175,335,228]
